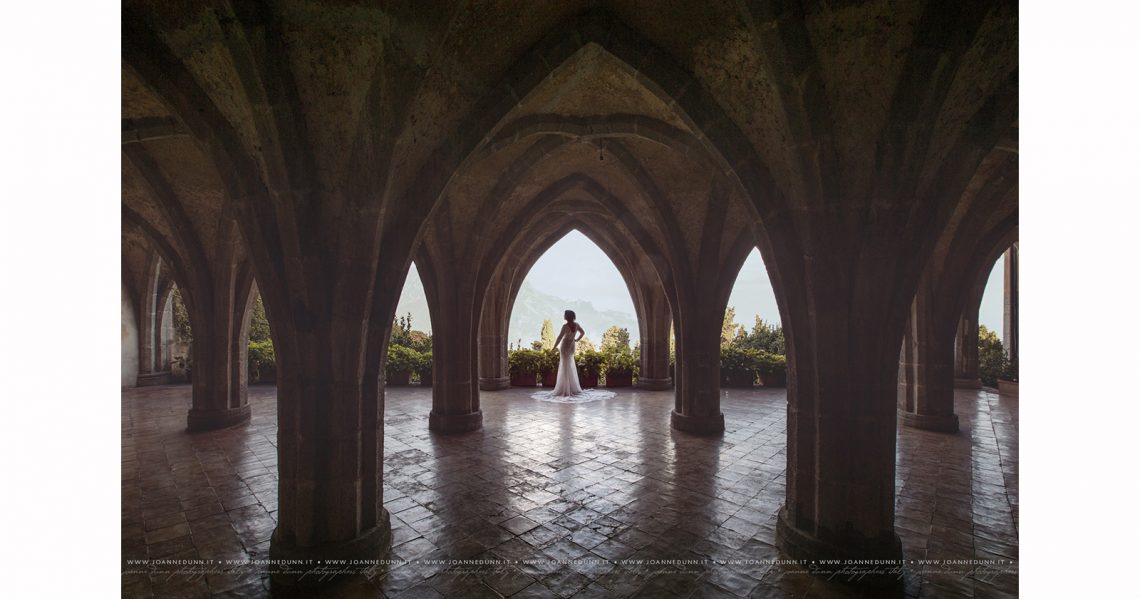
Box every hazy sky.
[520,231,636,315]
[397,233,1007,338]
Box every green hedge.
[576,349,606,378]
[604,351,638,376]
[719,347,787,384]
[247,339,276,383]
[508,349,545,376]
[386,344,420,379]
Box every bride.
[532,310,613,403]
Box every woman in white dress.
[550,310,585,396]
[533,310,613,403]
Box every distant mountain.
[393,274,639,346]
[507,281,638,347]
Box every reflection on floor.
[121,384,1018,598]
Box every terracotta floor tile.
[120,384,1018,597]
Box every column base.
[776,506,903,588]
[479,377,510,391]
[670,410,724,435]
[137,371,172,387]
[186,404,251,432]
[899,410,959,433]
[269,509,392,590]
[637,377,672,391]
[429,410,483,433]
[954,377,982,389]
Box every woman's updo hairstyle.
[564,310,576,322]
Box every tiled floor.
[121,384,1018,598]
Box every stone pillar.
[1003,243,1019,364]
[185,273,254,432]
[671,309,724,435]
[953,312,981,388]
[478,282,510,390]
[897,292,959,433]
[637,290,672,390]
[415,251,484,433]
[428,289,483,433]
[268,311,391,581]
[777,259,904,568]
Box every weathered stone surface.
[121,2,1018,587]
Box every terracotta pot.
[541,372,557,386]
[510,373,537,387]
[758,371,786,387]
[419,372,432,387]
[998,379,1018,397]
[578,374,599,388]
[606,372,633,387]
[387,371,412,386]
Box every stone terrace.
[121,386,1018,598]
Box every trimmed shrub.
[247,339,276,383]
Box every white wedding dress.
[532,324,614,404]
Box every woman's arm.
[574,324,585,342]
[553,326,565,349]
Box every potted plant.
[539,348,559,387]
[247,339,276,384]
[385,344,418,386]
[576,349,605,388]
[720,347,758,388]
[416,351,433,387]
[756,352,787,387]
[604,351,637,387]
[509,349,542,386]
[998,353,1017,397]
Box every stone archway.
[898,144,1018,433]
[478,213,674,395]
[120,3,1018,584]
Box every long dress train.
[532,330,613,403]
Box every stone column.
[953,312,981,388]
[897,292,960,433]
[671,307,724,435]
[478,282,510,390]
[637,289,672,390]
[427,288,483,433]
[1003,243,1019,364]
[415,250,484,433]
[264,248,396,587]
[777,253,905,567]
[268,309,391,578]
[185,270,254,432]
